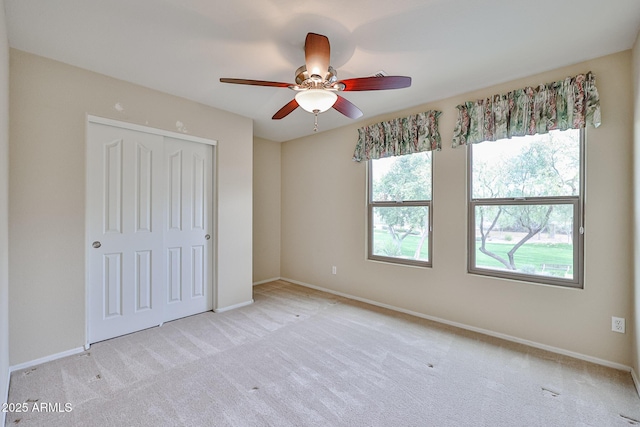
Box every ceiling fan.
[220,33,412,131]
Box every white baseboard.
[253,277,281,286]
[282,277,634,373]
[632,368,640,398]
[214,299,254,313]
[6,279,639,403]
[7,297,254,377]
[9,346,86,374]
[2,368,9,426]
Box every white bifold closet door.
[86,121,213,344]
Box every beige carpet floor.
[5,280,640,426]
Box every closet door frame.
[84,115,217,349]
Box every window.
[368,152,432,267]
[468,129,584,287]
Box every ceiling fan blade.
[272,99,299,120]
[305,33,330,77]
[220,78,291,88]
[333,95,363,119]
[339,76,412,91]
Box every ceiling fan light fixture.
[220,33,411,123]
[295,89,337,113]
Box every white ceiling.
[5,0,640,142]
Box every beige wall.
[281,51,634,366]
[253,137,281,283]
[9,49,253,365]
[633,32,640,375]
[0,0,10,411]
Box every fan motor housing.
[295,65,338,87]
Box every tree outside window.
[368,151,432,267]
[469,129,583,287]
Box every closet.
[86,117,215,343]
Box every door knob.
[92,241,101,249]
[205,234,211,240]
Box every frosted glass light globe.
[295,89,337,113]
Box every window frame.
[367,153,433,268]
[467,129,585,288]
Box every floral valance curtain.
[352,111,442,162]
[452,72,601,148]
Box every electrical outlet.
[612,317,625,333]
[331,266,337,275]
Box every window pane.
[372,206,429,262]
[471,129,580,199]
[371,152,432,202]
[472,204,575,279]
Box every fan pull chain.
[313,109,320,132]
